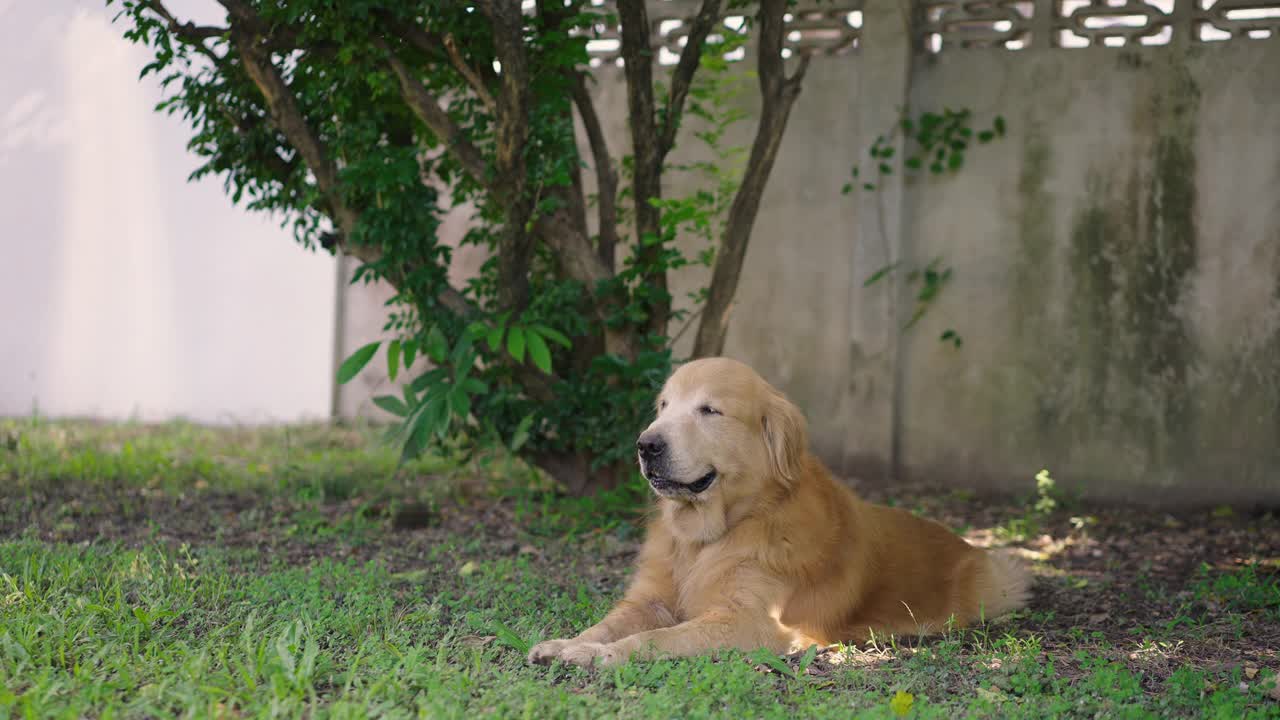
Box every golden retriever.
[528,357,1030,667]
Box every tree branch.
[378,41,489,186]
[477,0,537,313]
[443,34,497,113]
[437,285,479,318]
[376,13,451,64]
[139,0,230,70]
[616,0,670,337]
[534,204,635,359]
[571,74,620,272]
[376,12,498,112]
[139,1,475,328]
[221,22,361,241]
[692,0,812,358]
[384,22,618,339]
[657,0,722,160]
[380,12,502,94]
[534,0,592,256]
[148,2,360,273]
[141,0,227,39]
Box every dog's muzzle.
[645,468,717,496]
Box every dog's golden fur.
[528,357,1030,667]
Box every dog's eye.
[699,405,721,416]
[659,400,668,411]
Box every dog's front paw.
[559,641,629,668]
[527,638,573,665]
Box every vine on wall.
[845,108,1007,349]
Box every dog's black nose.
[636,433,666,459]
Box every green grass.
[1,418,455,496]
[2,419,1278,718]
[3,541,1271,719]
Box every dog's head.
[637,357,808,517]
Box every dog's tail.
[975,549,1032,620]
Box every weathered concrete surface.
[899,41,1280,505]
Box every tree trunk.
[533,451,634,497]
[691,0,812,358]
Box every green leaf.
[863,261,901,287]
[904,304,928,329]
[841,183,853,195]
[450,331,475,368]
[527,331,552,374]
[905,156,923,170]
[489,621,530,655]
[337,342,379,385]
[510,413,534,452]
[878,162,893,175]
[486,325,504,352]
[994,115,1006,136]
[400,430,422,465]
[423,392,448,440]
[401,401,435,463]
[749,648,796,679]
[531,324,571,349]
[386,339,401,382]
[402,340,418,369]
[798,644,819,673]
[425,326,448,364]
[948,151,964,171]
[460,378,488,395]
[450,386,471,420]
[977,130,995,144]
[507,326,527,363]
[465,321,489,340]
[373,395,409,417]
[410,367,449,393]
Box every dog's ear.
[763,388,808,485]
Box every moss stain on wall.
[1055,54,1201,481]
[1009,122,1061,451]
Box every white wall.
[0,0,335,424]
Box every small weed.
[995,467,1064,542]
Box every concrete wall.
[332,0,1280,505]
[0,0,335,424]
[900,38,1280,505]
